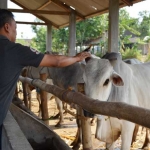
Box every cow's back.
[109,61,150,108]
[48,62,83,90]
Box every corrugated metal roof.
[10,0,143,28]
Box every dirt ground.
[18,89,147,150]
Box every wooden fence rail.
[19,75,150,129]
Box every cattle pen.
[19,76,150,129]
[9,75,150,150]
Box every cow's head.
[83,53,124,143]
[83,54,124,101]
[83,53,123,144]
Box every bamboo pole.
[19,76,150,129]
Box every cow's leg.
[121,121,135,150]
[27,86,32,110]
[37,93,42,118]
[71,107,82,150]
[71,119,82,150]
[55,97,64,127]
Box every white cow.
[83,52,150,150]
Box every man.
[0,9,91,149]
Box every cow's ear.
[111,71,124,86]
[83,45,92,52]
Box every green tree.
[119,9,140,50]
[52,28,69,54]
[138,11,150,38]
[76,14,108,51]
[31,23,69,54]
[30,25,46,53]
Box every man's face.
[9,19,17,42]
[4,19,17,42]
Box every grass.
[120,47,142,61]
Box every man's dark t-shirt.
[0,35,44,125]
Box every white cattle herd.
[23,49,150,150]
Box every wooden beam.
[10,0,59,28]
[8,9,69,15]
[16,21,47,25]
[122,0,133,6]
[37,0,52,10]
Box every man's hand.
[75,52,91,62]
[40,52,91,67]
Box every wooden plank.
[37,0,52,10]
[10,0,59,28]
[122,0,133,6]
[51,0,85,19]
[16,21,47,25]
[8,8,69,15]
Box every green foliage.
[30,24,69,53]
[144,53,150,62]
[52,28,69,54]
[119,9,140,36]
[30,9,150,56]
[95,52,104,58]
[16,39,28,45]
[30,25,46,53]
[76,14,108,50]
[120,46,142,60]
[119,9,140,50]
[138,11,150,38]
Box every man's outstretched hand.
[75,52,91,62]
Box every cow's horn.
[83,44,92,52]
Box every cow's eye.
[103,79,109,86]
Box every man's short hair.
[0,9,14,28]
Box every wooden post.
[68,9,76,56]
[46,23,52,53]
[15,85,18,97]
[40,73,49,125]
[77,83,93,150]
[22,68,29,108]
[108,0,119,52]
[0,0,7,8]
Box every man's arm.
[39,52,91,67]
